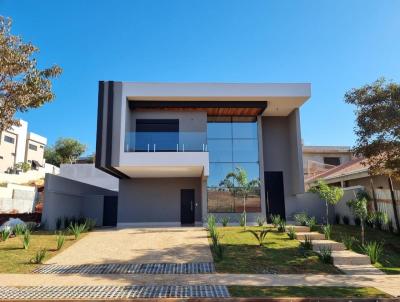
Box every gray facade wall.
[41,174,117,230]
[118,177,202,224]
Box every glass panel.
[207,188,235,213]
[233,187,261,212]
[232,122,258,139]
[233,163,260,185]
[232,139,259,162]
[208,139,232,162]
[207,122,232,139]
[208,163,233,187]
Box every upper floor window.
[323,157,341,166]
[4,135,15,144]
[39,145,44,149]
[29,144,38,151]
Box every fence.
[0,183,37,213]
[374,189,400,231]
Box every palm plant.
[247,228,270,246]
[220,167,260,229]
[347,190,369,245]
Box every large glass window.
[207,116,261,213]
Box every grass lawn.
[0,231,86,273]
[228,286,392,298]
[211,226,341,274]
[321,224,400,274]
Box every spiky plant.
[287,227,296,240]
[31,249,47,264]
[341,235,357,250]
[220,216,230,227]
[56,232,65,250]
[247,229,270,246]
[322,224,332,240]
[270,214,281,228]
[68,223,86,240]
[362,241,384,264]
[256,216,265,227]
[306,216,317,231]
[1,229,11,241]
[277,219,286,232]
[318,246,332,264]
[22,230,31,249]
[13,224,26,236]
[301,235,313,250]
[84,218,96,232]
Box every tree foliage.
[44,138,86,166]
[344,78,400,180]
[0,16,62,131]
[347,190,369,245]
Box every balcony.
[117,131,209,178]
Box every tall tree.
[344,78,400,230]
[220,166,260,229]
[44,138,86,166]
[0,16,62,131]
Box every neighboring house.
[95,82,310,227]
[0,119,47,173]
[303,145,353,181]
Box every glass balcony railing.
[124,131,208,152]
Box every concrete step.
[296,232,325,240]
[286,225,310,232]
[336,264,384,275]
[299,240,345,251]
[331,250,371,265]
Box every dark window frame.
[4,135,15,144]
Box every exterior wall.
[118,177,202,226]
[41,174,117,230]
[346,175,400,191]
[25,139,45,166]
[288,109,305,194]
[0,131,17,172]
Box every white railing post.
[147,144,150,152]
[177,144,179,152]
[153,144,156,152]
[182,144,185,152]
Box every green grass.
[0,231,86,273]
[210,226,341,274]
[320,224,400,274]
[228,286,392,298]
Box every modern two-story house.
[96,82,310,227]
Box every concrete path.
[46,227,213,265]
[0,274,399,297]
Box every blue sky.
[2,0,400,154]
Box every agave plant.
[13,224,26,236]
[256,216,265,227]
[22,230,31,249]
[294,212,309,226]
[247,228,270,246]
[277,219,286,232]
[1,229,11,241]
[56,232,65,250]
[31,249,47,264]
[301,235,313,250]
[84,218,96,232]
[318,246,332,264]
[306,216,317,231]
[270,214,281,228]
[68,223,86,240]
[287,226,296,240]
[220,216,230,227]
[362,241,384,264]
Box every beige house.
[0,120,47,173]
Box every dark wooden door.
[181,189,195,225]
[264,171,286,219]
[103,196,118,227]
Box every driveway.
[47,227,213,265]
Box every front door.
[181,189,195,225]
[103,196,118,227]
[264,171,286,219]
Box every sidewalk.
[0,273,399,297]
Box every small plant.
[207,214,217,230]
[287,227,296,240]
[56,232,65,250]
[294,212,308,226]
[270,214,281,228]
[68,223,86,240]
[335,213,341,224]
[300,235,313,250]
[342,216,350,225]
[322,224,332,240]
[371,212,389,230]
[277,219,286,232]
[239,212,246,228]
[31,249,47,264]
[341,235,356,250]
[220,216,230,227]
[256,216,265,227]
[362,241,384,264]
[306,216,317,231]
[1,229,11,241]
[22,230,31,249]
[56,217,62,230]
[84,218,96,232]
[318,246,332,264]
[209,226,224,261]
[247,228,270,246]
[13,224,26,236]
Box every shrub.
[318,246,332,264]
[342,216,350,225]
[294,212,308,226]
[209,226,224,261]
[22,230,31,249]
[1,229,11,241]
[84,218,96,232]
[287,227,296,240]
[13,224,26,236]
[31,249,47,264]
[256,216,265,227]
[341,234,357,250]
[68,223,86,240]
[306,216,317,231]
[56,217,62,230]
[277,219,286,232]
[56,232,65,250]
[354,217,361,226]
[362,241,384,264]
[247,229,270,246]
[335,213,341,224]
[206,214,216,230]
[322,224,332,240]
[371,212,389,230]
[239,212,246,227]
[270,214,281,228]
[300,235,313,250]
[220,216,230,227]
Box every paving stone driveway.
[47,227,213,265]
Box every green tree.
[44,138,86,166]
[220,166,260,229]
[344,78,400,230]
[309,180,344,225]
[0,16,62,131]
[347,190,370,246]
